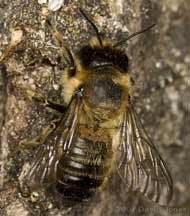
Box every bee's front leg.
[46,19,75,67]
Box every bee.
[20,8,173,204]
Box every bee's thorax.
[82,73,125,119]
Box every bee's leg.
[0,28,23,63]
[30,89,67,113]
[19,119,60,150]
[46,19,75,68]
[21,87,67,113]
[44,99,67,113]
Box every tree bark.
[0,0,190,215]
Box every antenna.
[79,8,103,46]
[114,23,156,47]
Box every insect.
[17,8,172,204]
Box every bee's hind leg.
[19,118,60,150]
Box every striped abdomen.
[56,128,113,200]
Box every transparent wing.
[24,95,83,190]
[117,104,173,205]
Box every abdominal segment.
[56,132,113,200]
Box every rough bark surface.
[0,0,190,216]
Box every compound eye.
[68,67,76,77]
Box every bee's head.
[77,42,129,72]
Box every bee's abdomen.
[56,137,113,200]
